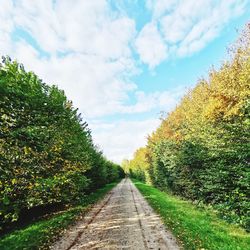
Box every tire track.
[51,179,180,250]
[132,184,179,249]
[65,190,115,250]
[86,180,124,249]
[129,182,148,250]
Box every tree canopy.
[123,24,250,230]
[0,57,124,232]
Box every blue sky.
[0,0,249,162]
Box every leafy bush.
[0,57,124,232]
[124,24,250,230]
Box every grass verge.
[133,180,250,250]
[0,182,118,250]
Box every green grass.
[0,182,118,250]
[133,180,250,250]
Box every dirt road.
[51,178,180,250]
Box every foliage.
[134,180,250,250]
[0,57,124,232]
[0,182,118,250]
[125,24,250,230]
[122,147,150,183]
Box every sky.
[0,0,249,163]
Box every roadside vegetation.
[134,180,250,250]
[0,57,124,235]
[0,182,117,250]
[123,23,250,230]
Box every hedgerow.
[0,57,124,233]
[124,24,250,230]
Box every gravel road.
[50,178,180,250]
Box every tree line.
[0,57,124,233]
[123,24,250,230]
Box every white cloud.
[0,0,14,55]
[0,0,138,119]
[0,0,248,162]
[88,86,186,163]
[14,51,137,118]
[135,22,168,68]
[13,0,135,59]
[1,0,247,117]
[146,0,177,18]
[160,0,247,56]
[160,14,193,44]
[137,0,248,65]
[90,118,161,163]
[120,87,185,114]
[175,0,247,57]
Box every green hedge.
[0,57,124,232]
[126,24,250,230]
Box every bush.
[0,57,124,232]
[124,24,250,230]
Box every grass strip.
[133,180,250,250]
[0,182,118,250]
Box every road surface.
[51,178,180,250]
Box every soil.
[50,178,180,250]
